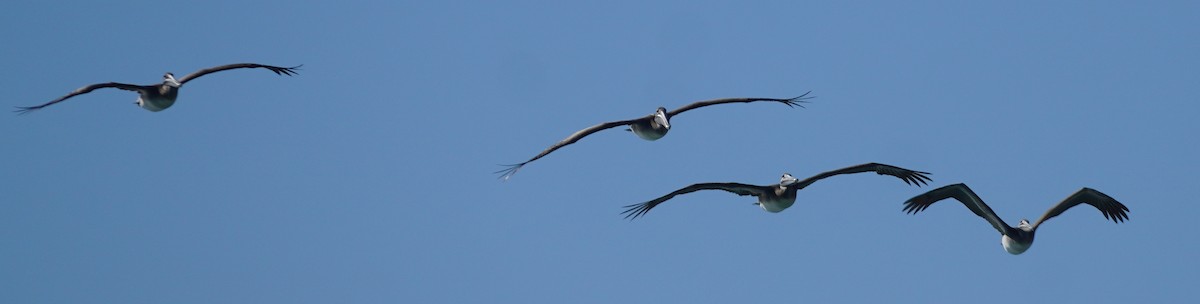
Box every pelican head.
[163,73,182,87]
[654,107,670,129]
[780,173,799,187]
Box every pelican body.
[1001,221,1035,254]
[16,63,301,114]
[903,183,1130,255]
[627,107,671,140]
[137,74,182,112]
[497,92,814,180]
[757,175,800,212]
[622,163,932,219]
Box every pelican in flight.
[15,63,301,114]
[902,183,1129,255]
[622,163,931,219]
[497,92,814,180]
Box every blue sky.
[3,1,1198,303]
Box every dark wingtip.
[914,171,933,186]
[1111,208,1130,223]
[272,64,303,76]
[901,198,929,214]
[782,91,815,108]
[789,91,815,101]
[493,163,527,181]
[791,91,815,100]
[13,106,38,116]
[620,203,652,220]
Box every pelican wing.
[178,63,301,84]
[665,92,813,117]
[622,182,766,219]
[792,162,931,190]
[902,183,1012,235]
[1032,188,1129,229]
[15,82,149,114]
[496,118,643,180]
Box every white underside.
[757,198,795,213]
[630,125,667,141]
[138,96,175,112]
[1001,235,1030,255]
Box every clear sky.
[3,1,1198,303]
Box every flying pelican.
[497,92,814,180]
[15,63,301,114]
[902,183,1129,255]
[622,163,931,219]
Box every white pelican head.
[653,107,670,129]
[163,73,182,87]
[780,173,798,187]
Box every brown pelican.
[497,92,814,180]
[15,63,301,114]
[902,183,1129,255]
[622,163,931,219]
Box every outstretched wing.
[178,63,302,84]
[496,118,641,180]
[665,92,813,117]
[1032,188,1129,229]
[15,82,149,115]
[791,162,932,190]
[902,183,1012,235]
[622,183,766,220]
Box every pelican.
[902,183,1129,255]
[497,92,814,180]
[622,163,931,219]
[15,63,301,114]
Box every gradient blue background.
[4,1,1198,303]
